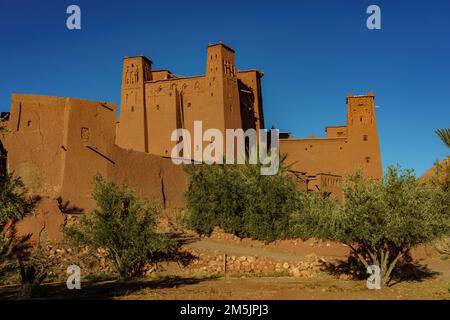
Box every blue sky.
[0,0,449,176]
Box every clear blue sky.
[0,0,449,176]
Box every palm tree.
[435,128,450,149]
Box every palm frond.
[435,128,450,149]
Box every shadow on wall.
[0,140,6,175]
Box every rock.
[339,274,351,280]
[300,270,311,278]
[291,267,301,277]
[283,262,290,269]
[305,254,317,262]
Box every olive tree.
[183,155,299,243]
[63,175,179,279]
[291,166,449,285]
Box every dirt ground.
[0,231,448,300]
[118,274,449,300]
[0,269,448,300]
[0,256,448,300]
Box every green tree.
[429,129,450,255]
[291,166,449,285]
[0,173,36,261]
[63,175,179,279]
[0,172,41,297]
[436,128,450,148]
[183,155,299,242]
[0,173,35,232]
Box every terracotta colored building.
[279,92,382,200]
[0,43,382,242]
[116,43,264,158]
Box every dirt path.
[117,275,450,300]
[1,274,447,300]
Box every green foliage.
[0,172,42,298]
[0,117,7,136]
[0,173,35,230]
[16,246,49,299]
[289,191,342,241]
[436,128,450,149]
[0,172,36,262]
[183,155,299,242]
[63,175,179,279]
[0,173,35,278]
[290,166,450,285]
[428,158,450,256]
[429,158,450,193]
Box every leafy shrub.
[290,166,450,285]
[0,172,42,298]
[428,158,450,255]
[183,156,299,242]
[63,175,179,279]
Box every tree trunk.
[383,251,404,285]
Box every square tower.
[116,55,152,152]
[346,92,382,179]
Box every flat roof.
[123,55,153,64]
[145,74,204,84]
[207,42,235,53]
[237,69,265,77]
[152,69,173,73]
[279,137,347,142]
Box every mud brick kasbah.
[0,43,382,243]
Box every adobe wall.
[0,45,383,242]
[345,94,382,180]
[4,95,68,197]
[115,55,152,153]
[116,43,262,160]
[145,76,209,158]
[315,174,344,202]
[2,94,187,243]
[237,70,265,130]
[0,140,6,175]
[59,98,117,211]
[280,138,349,175]
[108,146,186,210]
[325,126,347,138]
[280,93,382,184]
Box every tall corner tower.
[346,92,382,179]
[116,55,153,152]
[205,43,241,132]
